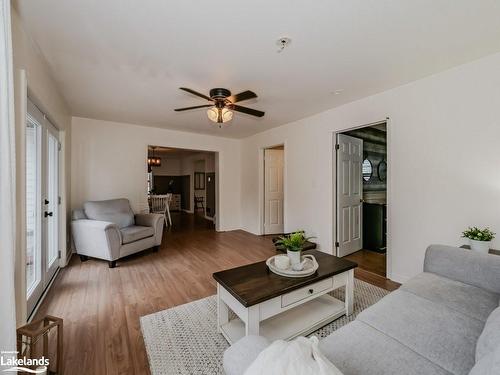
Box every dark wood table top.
[460,244,500,256]
[213,250,357,307]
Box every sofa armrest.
[135,213,164,246]
[223,336,270,375]
[424,244,500,294]
[71,219,121,261]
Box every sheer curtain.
[0,0,17,361]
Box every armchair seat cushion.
[120,225,155,244]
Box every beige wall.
[11,8,72,325]
[241,52,500,283]
[71,117,241,231]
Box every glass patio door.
[26,98,60,316]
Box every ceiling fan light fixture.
[207,107,233,124]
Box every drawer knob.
[308,289,314,294]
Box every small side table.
[17,315,63,374]
[460,245,500,256]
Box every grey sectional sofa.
[223,245,500,375]
[72,198,164,267]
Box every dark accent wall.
[344,127,387,192]
[153,175,191,209]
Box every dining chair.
[149,194,172,227]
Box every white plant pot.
[287,250,302,271]
[469,239,491,254]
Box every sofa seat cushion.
[120,225,154,244]
[356,290,483,375]
[401,272,499,322]
[476,306,500,361]
[84,198,135,229]
[320,320,453,375]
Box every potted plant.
[462,227,495,254]
[275,231,315,270]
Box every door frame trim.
[259,141,287,235]
[332,118,392,280]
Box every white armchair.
[71,198,164,268]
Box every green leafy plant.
[275,231,315,252]
[462,227,495,242]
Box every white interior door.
[336,134,363,257]
[26,99,60,316]
[264,148,284,234]
[44,127,60,282]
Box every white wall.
[11,8,72,325]
[241,52,500,283]
[71,117,241,231]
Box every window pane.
[26,119,41,295]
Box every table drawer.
[281,278,333,308]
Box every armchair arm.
[424,244,500,294]
[71,219,121,261]
[135,213,164,246]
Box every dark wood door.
[206,173,216,217]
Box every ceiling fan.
[174,87,265,126]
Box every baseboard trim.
[27,267,61,323]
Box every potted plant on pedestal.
[275,231,315,271]
[462,227,495,254]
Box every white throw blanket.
[243,336,344,375]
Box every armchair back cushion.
[83,198,135,229]
[72,209,87,220]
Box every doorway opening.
[147,146,218,233]
[262,145,285,235]
[334,121,388,277]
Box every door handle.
[44,211,53,217]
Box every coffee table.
[213,250,357,344]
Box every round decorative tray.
[266,254,319,278]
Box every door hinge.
[58,196,61,205]
[335,144,340,150]
[58,142,62,151]
[58,250,61,258]
[335,241,340,248]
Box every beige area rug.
[140,279,390,375]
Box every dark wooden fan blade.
[174,104,213,111]
[231,105,265,117]
[228,90,257,103]
[179,87,213,102]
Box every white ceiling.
[14,0,500,138]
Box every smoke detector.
[276,37,292,53]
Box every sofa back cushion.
[424,245,500,294]
[83,198,135,229]
[476,306,500,361]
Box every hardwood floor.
[34,212,399,374]
[344,249,387,276]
